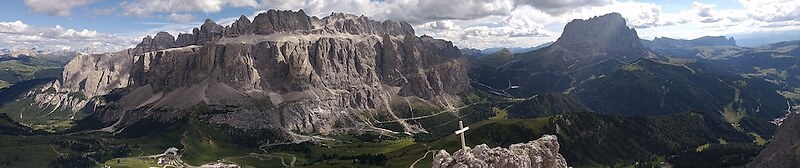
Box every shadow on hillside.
[0,78,55,108]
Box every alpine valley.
[1,8,800,168]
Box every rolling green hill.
[505,93,588,119]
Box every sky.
[1,0,799,53]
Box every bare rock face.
[131,32,177,56]
[35,9,470,139]
[175,33,197,47]
[56,51,135,98]
[551,13,649,61]
[748,112,800,167]
[197,19,225,44]
[432,135,568,168]
[224,15,253,37]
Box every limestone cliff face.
[31,50,135,113]
[432,135,568,168]
[34,10,469,138]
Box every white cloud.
[515,0,613,15]
[420,20,459,30]
[413,6,557,49]
[254,0,517,24]
[24,0,97,16]
[0,20,135,53]
[16,0,800,51]
[0,21,30,33]
[121,0,259,16]
[93,7,118,15]
[55,45,71,51]
[738,0,800,22]
[169,13,195,23]
[691,2,715,18]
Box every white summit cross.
[454,121,470,151]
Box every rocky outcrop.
[432,135,568,168]
[35,10,469,139]
[748,112,800,167]
[197,19,225,44]
[252,9,314,34]
[131,32,177,56]
[175,33,196,47]
[224,15,253,37]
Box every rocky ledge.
[432,135,568,168]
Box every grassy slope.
[0,100,768,168]
[0,61,59,84]
[0,135,61,167]
[0,77,76,132]
[0,84,769,168]
[391,111,757,167]
[105,104,287,167]
[575,59,735,116]
[0,130,133,168]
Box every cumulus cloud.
[0,20,135,53]
[515,0,613,15]
[15,0,800,51]
[738,0,800,22]
[420,20,460,30]
[121,0,259,16]
[24,0,97,16]
[691,2,715,17]
[389,0,516,23]
[255,0,517,24]
[413,6,557,49]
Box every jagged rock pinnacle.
[433,135,568,168]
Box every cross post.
[455,121,470,151]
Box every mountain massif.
[31,10,469,140]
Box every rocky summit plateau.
[32,9,469,140]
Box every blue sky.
[1,0,799,52]
[0,1,254,35]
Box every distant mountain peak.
[548,13,650,62]
[496,48,513,55]
[650,36,738,47]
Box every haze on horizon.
[1,0,798,53]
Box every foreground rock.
[748,112,800,167]
[432,135,568,168]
